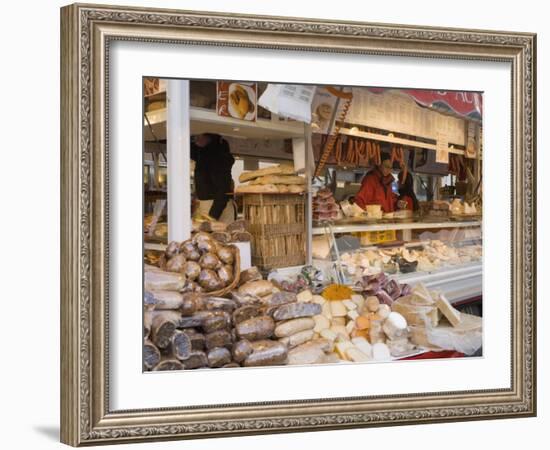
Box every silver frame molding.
[60,3,536,446]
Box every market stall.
[142,79,483,371]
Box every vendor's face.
[316,103,332,121]
[380,160,392,177]
[194,134,211,148]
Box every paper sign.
[258,83,316,123]
[216,81,257,121]
[435,134,449,164]
[278,85,316,123]
[466,122,478,158]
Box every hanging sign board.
[343,89,468,146]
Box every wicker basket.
[243,193,306,271]
[204,244,241,297]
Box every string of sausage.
[449,154,464,176]
[336,136,381,167]
[391,144,408,182]
[314,89,353,177]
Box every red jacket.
[355,169,397,213]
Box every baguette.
[236,183,279,193]
[238,164,295,183]
[249,175,306,185]
[287,184,306,193]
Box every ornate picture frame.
[60,3,536,446]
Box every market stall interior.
[143,78,483,371]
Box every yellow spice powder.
[321,284,353,301]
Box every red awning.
[367,88,482,120]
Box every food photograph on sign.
[143,79,483,371]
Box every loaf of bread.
[236,184,279,194]
[287,184,306,193]
[249,175,306,186]
[239,164,295,183]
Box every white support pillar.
[303,123,313,265]
[166,79,191,242]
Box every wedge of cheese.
[436,294,461,327]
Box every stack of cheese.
[392,284,460,328]
[392,283,482,354]
[340,240,483,279]
[304,290,416,362]
[236,164,306,194]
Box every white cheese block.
[366,296,380,312]
[436,294,461,327]
[335,341,354,360]
[345,320,356,335]
[331,317,346,326]
[330,325,349,340]
[377,304,391,319]
[382,312,408,340]
[351,294,365,310]
[320,329,338,341]
[372,342,391,360]
[330,301,348,317]
[296,289,313,303]
[345,347,371,362]
[347,310,360,321]
[313,314,330,333]
[351,337,373,357]
[312,295,326,305]
[342,299,357,310]
[411,283,434,305]
[321,302,332,319]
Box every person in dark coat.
[190,133,235,222]
[397,169,420,212]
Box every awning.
[368,88,482,121]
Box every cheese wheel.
[382,312,408,340]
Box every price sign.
[435,133,449,164]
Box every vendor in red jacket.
[355,153,397,213]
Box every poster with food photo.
[310,87,338,134]
[217,81,257,121]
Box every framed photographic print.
[60,3,536,446]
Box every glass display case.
[311,220,482,305]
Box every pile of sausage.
[144,268,327,370]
